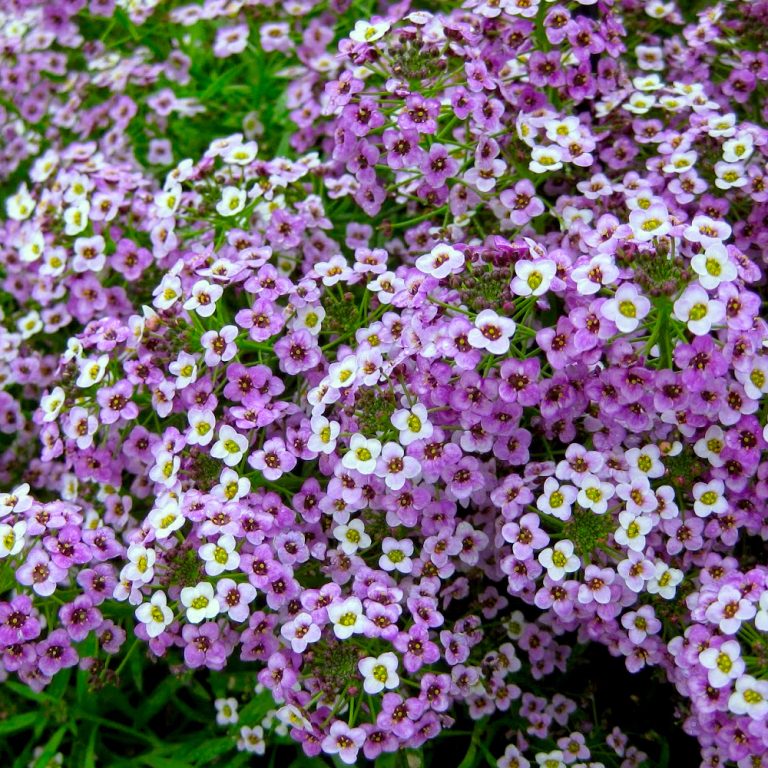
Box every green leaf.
[0,712,40,735]
[3,680,55,703]
[83,724,98,768]
[141,757,195,768]
[189,737,234,765]
[33,725,67,768]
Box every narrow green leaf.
[33,725,67,768]
[0,712,39,735]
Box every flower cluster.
[1,0,767,766]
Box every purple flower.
[59,595,102,642]
[37,629,78,677]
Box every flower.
[692,480,727,517]
[216,186,246,217]
[211,426,248,467]
[601,283,651,333]
[728,676,768,720]
[349,19,390,43]
[673,285,725,336]
[135,591,174,638]
[180,582,220,624]
[467,310,516,355]
[391,404,433,446]
[538,540,580,581]
[321,721,366,765]
[379,538,414,574]
[333,519,371,555]
[327,596,367,640]
[215,698,239,726]
[280,612,321,653]
[415,244,464,279]
[699,639,745,688]
[511,259,557,297]
[341,434,381,475]
[199,534,240,576]
[358,652,399,694]
[237,725,265,755]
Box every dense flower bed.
[1,0,767,765]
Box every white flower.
[367,271,404,304]
[714,161,747,190]
[155,185,182,217]
[211,426,248,467]
[123,544,156,584]
[169,352,198,389]
[699,640,744,688]
[76,355,109,388]
[327,596,367,640]
[755,590,768,632]
[673,285,725,336]
[538,540,580,581]
[415,244,465,279]
[19,230,44,263]
[223,141,258,165]
[576,474,615,515]
[646,561,683,599]
[63,202,90,235]
[535,751,565,768]
[149,451,181,488]
[614,511,652,552]
[511,259,557,297]
[292,305,325,336]
[391,404,433,446]
[601,284,651,333]
[40,387,66,422]
[0,520,27,557]
[625,445,665,479]
[358,652,399,694]
[216,186,247,217]
[215,698,239,726]
[212,468,250,503]
[148,501,185,539]
[690,243,737,290]
[153,274,183,310]
[341,434,381,475]
[18,311,42,339]
[199,534,240,576]
[135,591,174,638]
[184,280,223,318]
[529,145,563,173]
[629,202,670,242]
[187,409,216,446]
[661,150,697,174]
[6,185,35,220]
[333,519,371,555]
[276,705,312,731]
[468,309,516,355]
[180,582,220,624]
[237,725,265,755]
[0,484,32,518]
[41,247,67,277]
[728,675,768,719]
[722,134,753,163]
[349,19,390,43]
[623,91,656,114]
[308,415,340,455]
[692,480,727,517]
[379,538,414,574]
[693,425,725,467]
[328,355,358,389]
